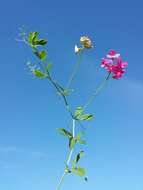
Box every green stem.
[48,75,74,119]
[83,72,111,110]
[55,119,75,190]
[66,52,83,89]
[55,171,66,190]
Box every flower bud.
[80,36,93,49]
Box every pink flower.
[106,49,120,59]
[111,58,128,79]
[101,58,113,72]
[101,51,128,79]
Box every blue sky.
[0,1,143,190]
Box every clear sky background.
[0,1,143,190]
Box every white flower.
[74,45,81,54]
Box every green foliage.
[33,70,46,78]
[74,107,84,118]
[69,137,76,150]
[76,133,86,145]
[58,128,72,138]
[72,167,86,177]
[34,50,47,60]
[74,106,93,121]
[34,39,47,46]
[28,32,39,45]
[79,114,93,121]
[28,32,48,47]
[45,63,53,71]
[72,151,84,168]
[71,151,85,177]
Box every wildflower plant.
[20,30,128,190]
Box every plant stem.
[48,75,74,119]
[55,171,66,190]
[83,72,111,110]
[55,119,75,190]
[66,53,83,89]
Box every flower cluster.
[101,49,128,79]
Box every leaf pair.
[58,128,76,150]
[28,32,48,47]
[74,107,93,121]
[34,50,47,60]
[58,128,86,150]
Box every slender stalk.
[55,119,75,190]
[55,172,66,190]
[48,75,74,119]
[66,53,83,89]
[83,72,111,110]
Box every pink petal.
[121,62,128,68]
[109,49,116,56]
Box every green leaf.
[74,107,93,121]
[45,63,53,71]
[74,151,84,164]
[72,167,86,177]
[74,107,84,118]
[28,32,39,45]
[58,128,72,138]
[34,50,47,60]
[79,114,93,121]
[34,39,48,46]
[33,70,46,78]
[28,32,48,47]
[72,151,85,170]
[69,137,76,150]
[78,140,86,144]
[76,133,82,141]
[76,133,86,145]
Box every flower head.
[101,50,128,79]
[80,36,93,49]
[111,58,128,79]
